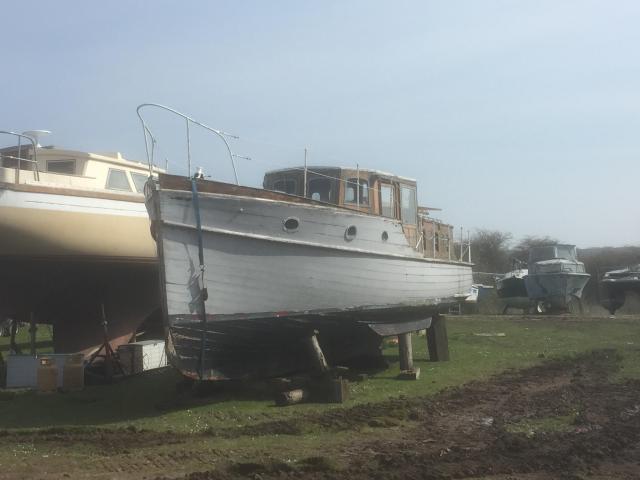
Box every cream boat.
[0,131,162,354]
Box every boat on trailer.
[524,245,590,313]
[139,104,473,380]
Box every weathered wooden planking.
[161,229,472,317]
[158,190,418,257]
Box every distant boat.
[496,260,528,299]
[0,130,162,355]
[524,245,590,313]
[140,104,473,380]
[600,264,640,314]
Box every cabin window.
[344,178,369,205]
[400,186,417,224]
[47,159,76,175]
[273,178,296,195]
[106,168,132,191]
[308,178,332,202]
[380,184,395,218]
[131,172,148,193]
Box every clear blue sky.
[3,1,639,248]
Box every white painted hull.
[149,179,473,379]
[154,189,472,319]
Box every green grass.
[0,323,54,357]
[1,315,639,433]
[505,414,578,437]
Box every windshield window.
[308,178,332,202]
[555,245,576,260]
[380,184,395,218]
[345,178,369,204]
[106,168,132,191]
[400,186,417,224]
[273,178,296,194]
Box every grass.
[0,323,54,356]
[0,315,639,433]
[505,414,578,437]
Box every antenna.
[22,130,51,148]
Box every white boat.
[139,104,473,380]
[0,130,162,354]
[524,244,590,313]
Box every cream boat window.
[106,168,132,191]
[131,172,148,193]
[47,159,76,174]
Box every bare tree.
[511,235,559,262]
[471,229,512,274]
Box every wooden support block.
[398,367,421,380]
[427,314,450,362]
[398,332,414,371]
[275,388,310,406]
[328,377,349,403]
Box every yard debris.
[473,332,506,337]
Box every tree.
[511,235,559,262]
[471,229,512,274]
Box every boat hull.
[0,184,160,354]
[496,276,528,299]
[150,177,473,379]
[600,277,640,314]
[0,186,156,259]
[524,272,590,310]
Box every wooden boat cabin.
[263,167,456,261]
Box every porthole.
[381,231,389,242]
[283,217,300,233]
[345,225,357,241]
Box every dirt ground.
[2,348,639,479]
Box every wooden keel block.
[328,378,349,403]
[275,388,310,406]
[427,314,450,362]
[398,332,414,371]
[398,367,421,380]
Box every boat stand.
[427,313,450,362]
[274,330,349,406]
[86,304,123,381]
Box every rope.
[191,178,209,380]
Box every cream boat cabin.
[0,131,162,355]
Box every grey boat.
[600,265,640,314]
[524,245,590,313]
[139,104,473,380]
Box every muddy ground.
[1,348,639,479]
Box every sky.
[2,0,639,248]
